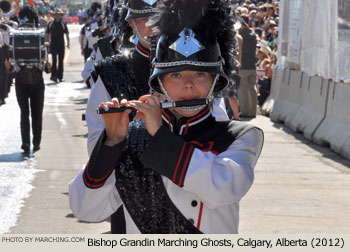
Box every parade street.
[0,25,350,234]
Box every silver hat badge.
[169,28,205,57]
[142,0,158,5]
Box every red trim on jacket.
[189,141,219,155]
[178,145,194,186]
[85,161,114,182]
[197,202,204,229]
[83,173,108,188]
[172,142,187,182]
[137,43,151,61]
[161,110,172,131]
[184,107,210,135]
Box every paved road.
[1,24,350,234]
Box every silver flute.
[96,99,209,114]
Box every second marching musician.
[69,0,264,233]
[5,5,51,153]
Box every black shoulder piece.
[94,53,145,100]
[204,120,259,153]
[227,121,259,140]
[91,69,98,83]
[114,120,202,234]
[97,35,115,58]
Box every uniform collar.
[161,106,216,136]
[135,42,151,61]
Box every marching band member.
[0,25,7,106]
[83,0,160,234]
[81,0,121,89]
[69,0,264,233]
[85,0,159,157]
[81,2,103,63]
[5,5,51,153]
[0,17,17,105]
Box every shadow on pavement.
[271,121,350,170]
[73,80,84,83]
[72,133,88,138]
[46,82,59,86]
[0,152,34,162]
[74,98,88,105]
[75,86,89,91]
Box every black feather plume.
[119,6,134,47]
[150,0,237,75]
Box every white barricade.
[261,66,283,115]
[270,69,303,123]
[285,75,329,140]
[313,81,350,160]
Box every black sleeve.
[81,26,86,35]
[83,131,126,189]
[140,126,195,187]
[64,22,69,34]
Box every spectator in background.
[221,33,242,121]
[38,10,48,28]
[45,8,69,83]
[238,14,257,118]
[256,46,271,69]
[257,50,275,107]
[233,0,280,110]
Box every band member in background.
[69,0,264,234]
[0,25,7,106]
[81,0,122,89]
[0,17,18,105]
[45,8,69,83]
[81,2,103,63]
[79,16,90,62]
[81,0,159,234]
[85,0,159,157]
[5,6,52,154]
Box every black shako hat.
[148,0,237,94]
[125,0,158,20]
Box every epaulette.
[94,52,145,100]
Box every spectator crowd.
[229,0,279,119]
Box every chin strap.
[157,74,219,112]
[131,19,151,47]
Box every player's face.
[129,17,157,48]
[162,71,213,118]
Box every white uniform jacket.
[69,107,263,233]
[0,21,17,46]
[81,47,102,88]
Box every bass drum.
[9,28,47,66]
